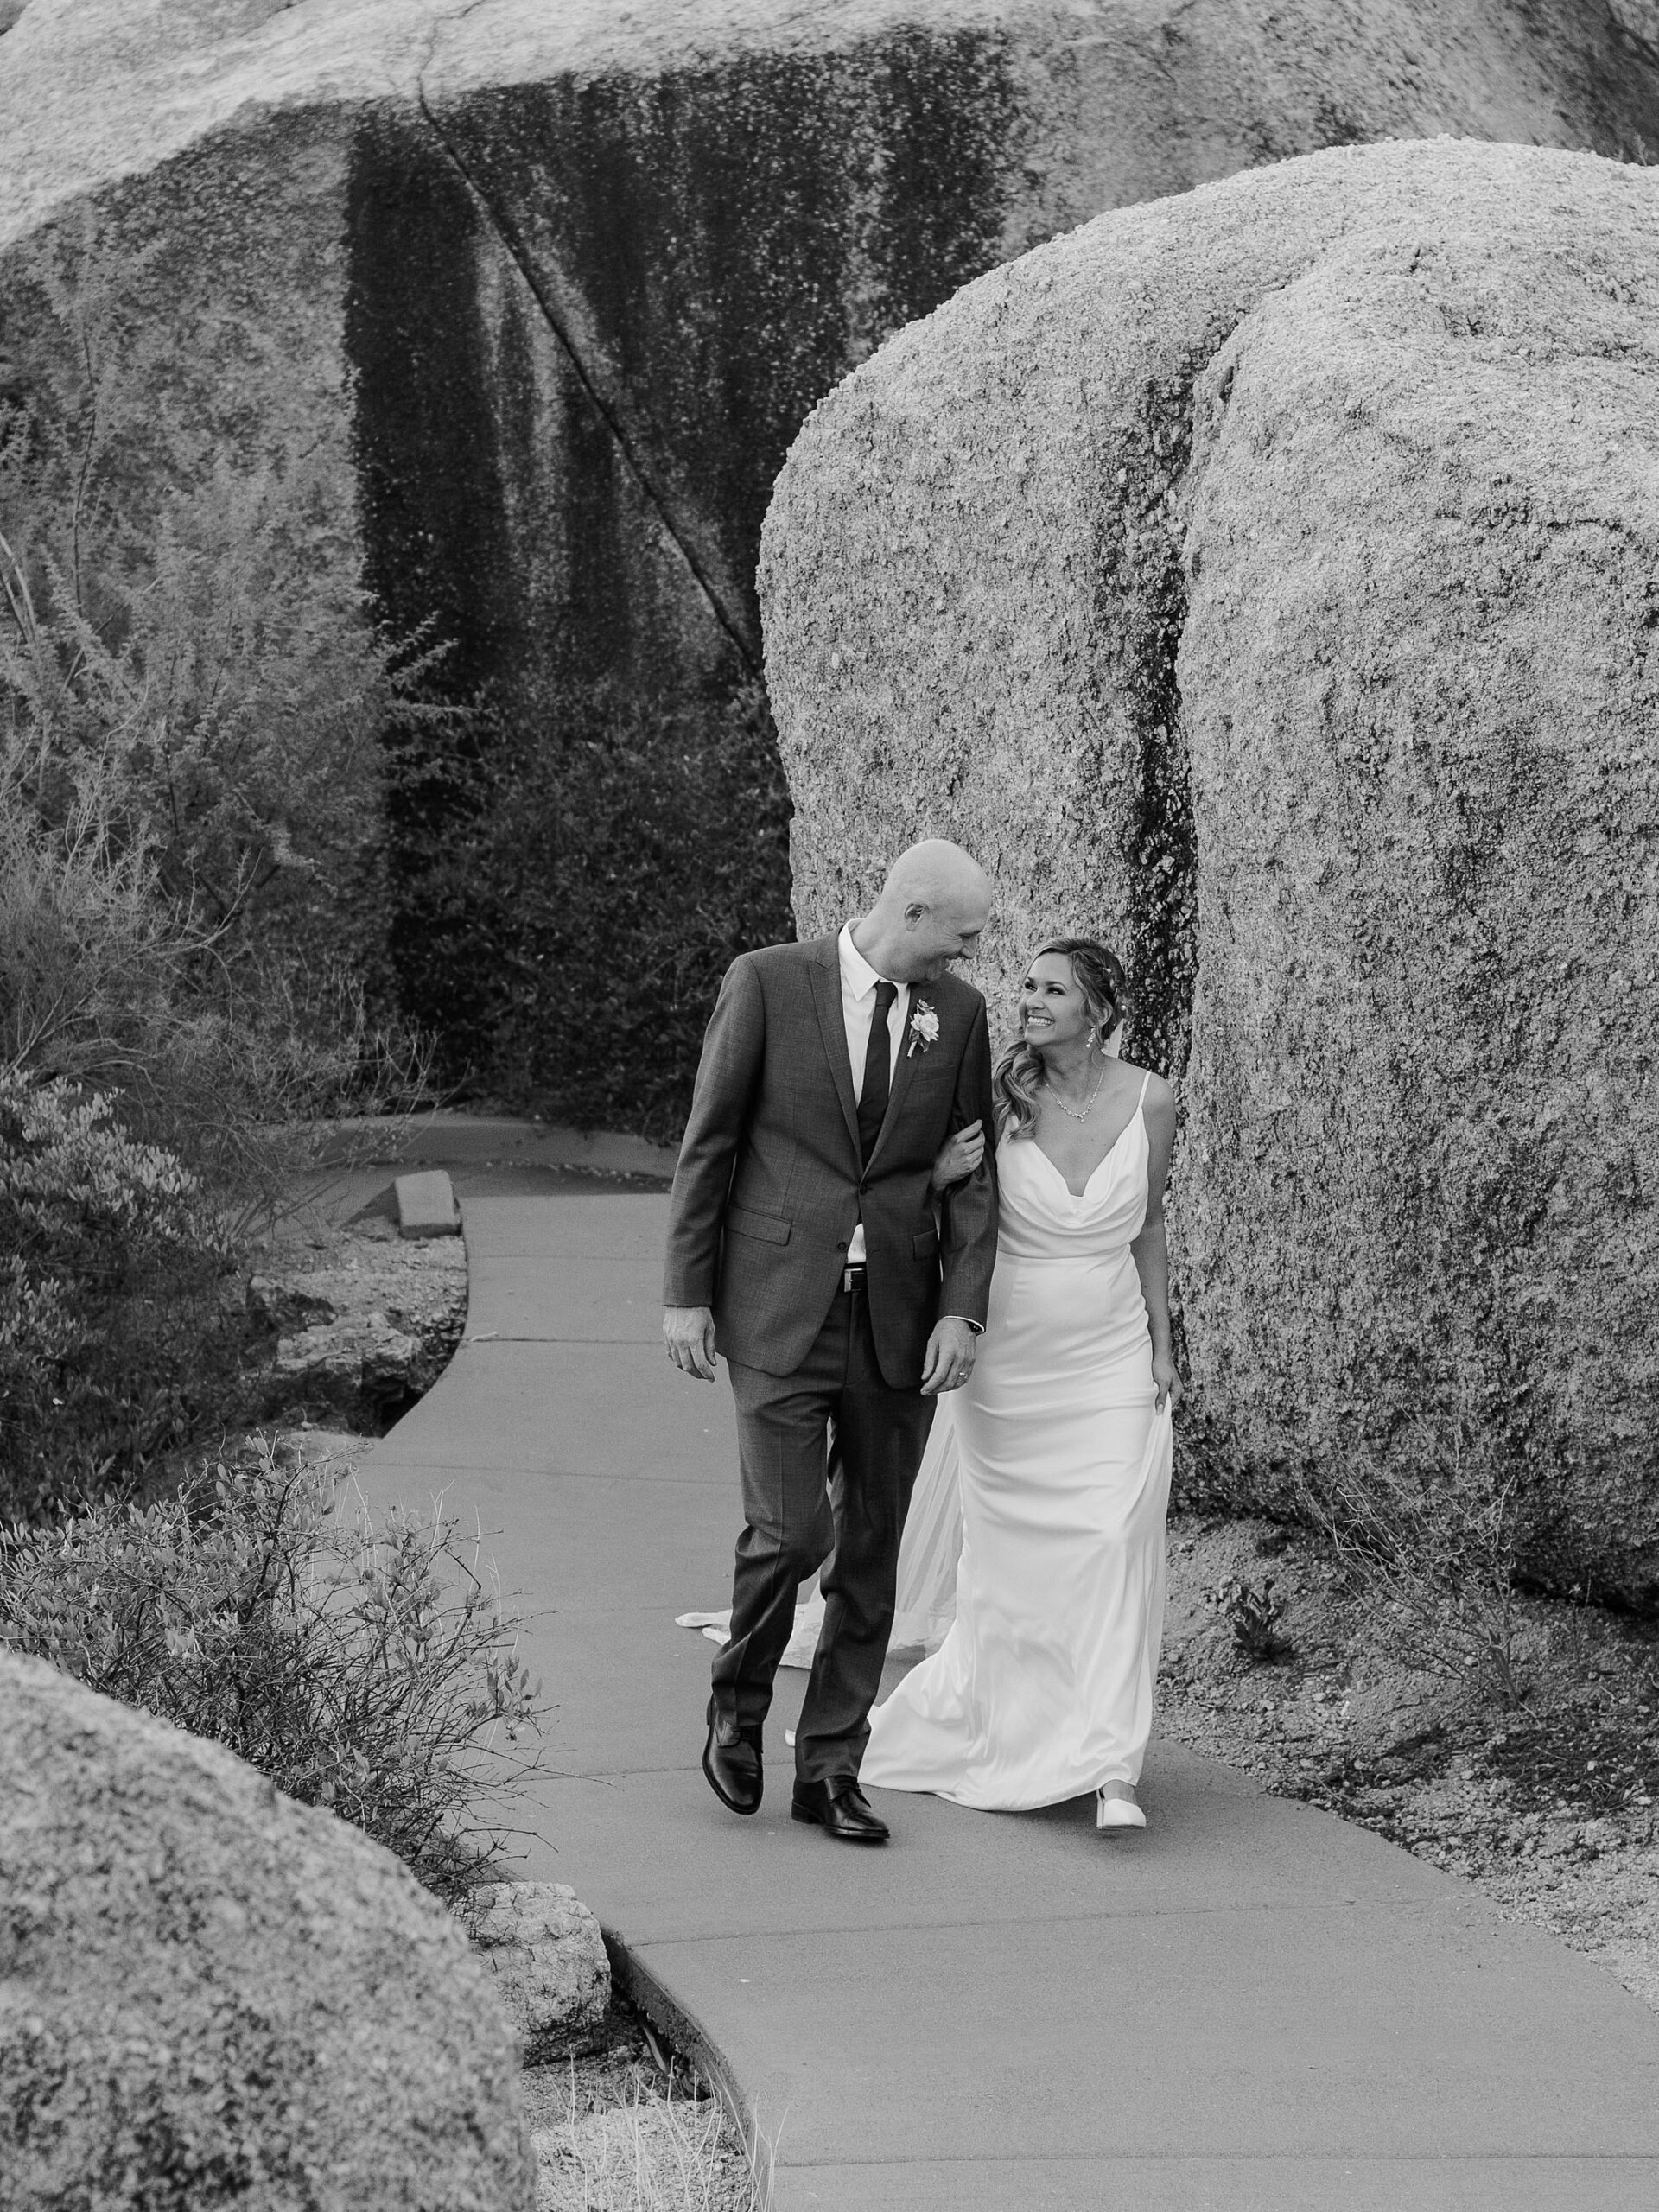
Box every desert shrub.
[1206,1573,1293,1664]
[391,677,793,1142]
[2,474,442,1182]
[1300,1421,1530,1707]
[0,1435,540,1900]
[0,1066,243,1521]
[0,277,454,1514]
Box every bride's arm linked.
[931,1118,987,1192]
[1129,1076,1182,1412]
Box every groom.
[663,841,999,1843]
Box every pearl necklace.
[1042,1059,1106,1122]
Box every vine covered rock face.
[3,3,1657,1128]
[0,1649,533,2209]
[761,139,1659,1600]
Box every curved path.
[360,1126,1659,2210]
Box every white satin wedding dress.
[677,1077,1172,1810]
[862,1076,1171,1809]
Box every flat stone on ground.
[396,1167,461,1238]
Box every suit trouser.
[713,1279,937,1785]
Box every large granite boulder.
[1,2,1656,1096]
[760,138,1659,1599]
[0,1648,533,2208]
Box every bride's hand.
[1152,1352,1182,1414]
[931,1119,986,1192]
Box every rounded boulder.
[0,1649,534,2209]
[761,138,1659,1598]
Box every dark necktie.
[858,981,899,1162]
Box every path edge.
[601,1926,772,2164]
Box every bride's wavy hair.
[993,937,1128,1138]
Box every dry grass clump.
[532,2090,772,2212]
[0,1435,539,1899]
[521,2000,775,2212]
[1296,1406,1532,1709]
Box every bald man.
[664,841,999,1843]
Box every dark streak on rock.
[1091,376,1203,1090]
[344,105,513,715]
[414,76,765,677]
[345,35,1028,1114]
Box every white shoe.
[1096,1787,1147,1834]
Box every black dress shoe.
[791,1777,890,1844]
[703,1709,763,1815]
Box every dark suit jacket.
[663,935,998,1389]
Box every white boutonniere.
[907,1000,940,1057]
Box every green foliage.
[0,1436,541,1901]
[392,677,794,1141]
[0,1066,241,1521]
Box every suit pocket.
[912,1227,940,1259]
[728,1205,791,1247]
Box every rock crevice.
[761,139,1659,1599]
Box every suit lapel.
[805,937,862,1161]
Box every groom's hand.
[920,1316,977,1396]
[664,1305,717,1381]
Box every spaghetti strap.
[1136,1071,1151,1115]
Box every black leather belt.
[841,1262,868,1294]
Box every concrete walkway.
[362,1153,1659,2210]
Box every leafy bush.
[0,1435,540,1900]
[0,274,445,1516]
[1,496,442,1221]
[0,1066,241,1521]
[0,493,393,939]
[1207,1573,1293,1664]
[391,677,793,1141]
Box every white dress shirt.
[838,923,909,1262]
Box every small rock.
[396,1168,461,1240]
[248,1276,337,1334]
[270,1312,426,1425]
[466,1881,610,2060]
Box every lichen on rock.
[466,1879,612,2060]
[0,1648,533,2209]
[761,138,1659,1599]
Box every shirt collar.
[838,921,899,1001]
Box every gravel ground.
[1158,1516,1659,2012]
[266,1212,468,1341]
[246,1211,468,1432]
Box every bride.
[678,935,1179,1833]
[860,935,1179,1833]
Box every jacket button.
[836,1241,848,1252]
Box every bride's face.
[1018,954,1092,1050]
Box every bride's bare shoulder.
[1118,1059,1176,1127]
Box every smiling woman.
[993,935,1128,1140]
[861,931,1180,1826]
